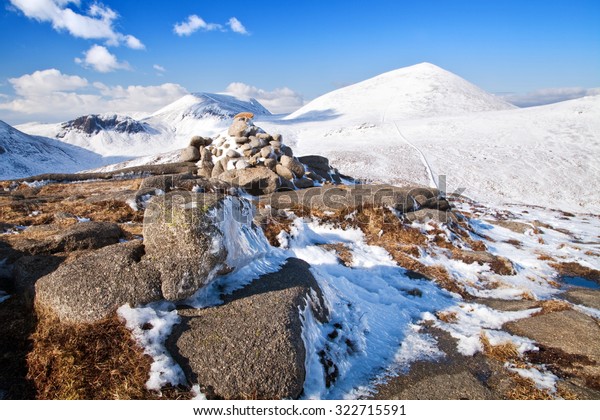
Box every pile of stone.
[180,112,343,195]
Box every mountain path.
[391,121,438,189]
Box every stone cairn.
[180,112,342,194]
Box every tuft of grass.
[480,332,520,363]
[504,373,554,400]
[435,311,458,323]
[28,306,191,400]
[535,300,572,315]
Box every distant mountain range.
[2,63,599,212]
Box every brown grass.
[537,253,555,262]
[535,300,573,315]
[504,373,554,400]
[319,243,353,266]
[261,215,293,247]
[0,179,143,227]
[0,294,37,399]
[480,332,520,363]
[28,306,191,400]
[550,261,600,282]
[435,311,458,323]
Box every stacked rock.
[179,112,342,195]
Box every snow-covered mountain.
[254,64,600,213]
[17,93,271,158]
[0,120,118,180]
[285,62,515,123]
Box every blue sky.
[0,0,599,124]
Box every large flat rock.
[168,258,328,399]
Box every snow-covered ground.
[253,64,600,213]
[119,193,600,399]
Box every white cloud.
[153,64,166,72]
[502,87,600,107]
[0,69,188,124]
[123,34,145,50]
[75,45,131,73]
[227,17,248,35]
[9,0,143,49]
[224,82,305,114]
[173,14,222,36]
[9,68,88,96]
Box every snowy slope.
[17,93,271,158]
[286,62,515,123]
[248,62,600,213]
[0,120,117,180]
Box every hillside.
[0,120,116,180]
[286,62,514,123]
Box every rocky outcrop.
[35,241,162,323]
[261,184,448,214]
[168,258,328,399]
[57,114,148,137]
[142,192,230,301]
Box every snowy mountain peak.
[151,92,271,123]
[286,63,515,122]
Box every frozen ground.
[120,194,600,399]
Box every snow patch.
[117,302,186,390]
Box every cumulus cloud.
[502,87,600,107]
[8,0,144,48]
[173,14,222,36]
[227,17,248,35]
[224,83,305,114]
[9,68,88,96]
[75,45,131,73]
[0,68,188,124]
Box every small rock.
[235,160,250,170]
[190,136,212,148]
[180,146,200,163]
[217,167,281,196]
[228,117,250,137]
[270,141,282,148]
[226,149,241,158]
[256,133,272,141]
[264,158,277,170]
[293,177,314,189]
[275,164,294,181]
[260,146,273,159]
[281,145,293,157]
[234,137,249,145]
[273,133,282,143]
[281,155,305,178]
[211,160,225,178]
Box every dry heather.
[550,261,600,282]
[28,306,191,400]
[534,300,573,315]
[1,179,143,227]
